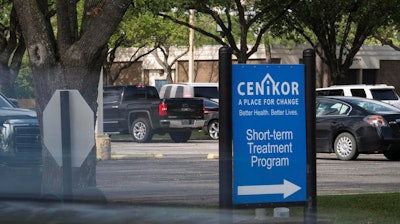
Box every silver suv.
[316,84,400,108]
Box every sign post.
[219,46,233,209]
[218,46,233,223]
[303,49,317,224]
[60,91,72,200]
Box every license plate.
[182,120,194,125]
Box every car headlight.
[0,126,8,152]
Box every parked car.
[159,83,219,102]
[202,99,219,140]
[316,84,400,108]
[316,96,400,161]
[0,92,41,166]
[103,85,205,143]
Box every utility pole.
[188,9,195,83]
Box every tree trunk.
[0,66,16,98]
[0,6,25,98]
[13,0,131,198]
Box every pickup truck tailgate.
[162,98,204,119]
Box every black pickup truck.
[103,85,205,143]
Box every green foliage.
[371,7,400,48]
[110,5,189,48]
[191,13,224,46]
[14,55,34,98]
[141,0,297,62]
[4,0,400,95]
[0,0,12,26]
[280,0,400,83]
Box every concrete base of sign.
[273,207,290,218]
[96,134,111,160]
[254,208,268,220]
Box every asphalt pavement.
[94,140,400,223]
[98,139,400,201]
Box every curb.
[108,153,220,160]
[111,154,164,160]
[207,153,219,159]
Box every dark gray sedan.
[202,99,219,140]
[316,96,400,161]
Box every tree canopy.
[284,0,400,84]
[107,6,190,84]
[4,0,400,97]
[141,0,298,63]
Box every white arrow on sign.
[237,179,301,199]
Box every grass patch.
[316,193,400,224]
[235,193,400,223]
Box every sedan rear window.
[316,101,350,116]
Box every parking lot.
[96,140,400,206]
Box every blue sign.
[232,64,307,205]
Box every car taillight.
[363,115,388,127]
[159,103,167,116]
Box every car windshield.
[0,94,15,108]
[370,89,399,100]
[204,99,219,108]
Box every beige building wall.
[109,45,400,93]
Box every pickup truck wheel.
[169,131,191,143]
[132,118,153,143]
